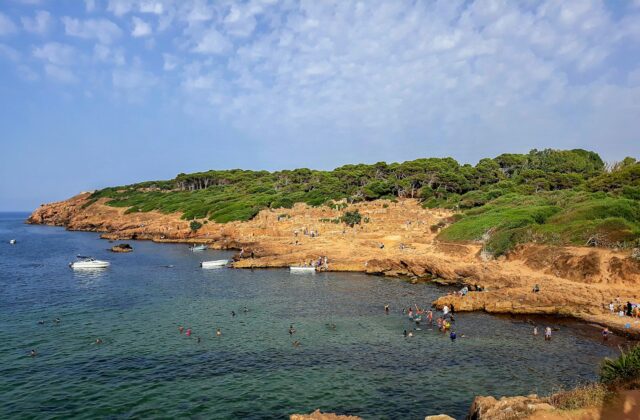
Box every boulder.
[110,243,133,253]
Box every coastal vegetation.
[89,149,639,255]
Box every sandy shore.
[28,193,640,338]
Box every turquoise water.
[0,213,617,419]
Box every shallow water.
[0,213,617,419]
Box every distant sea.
[0,212,616,419]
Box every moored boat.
[190,244,208,251]
[69,257,110,269]
[289,266,316,273]
[201,259,229,269]
[9,239,16,244]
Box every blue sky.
[1,0,639,211]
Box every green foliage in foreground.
[600,344,640,385]
[88,149,639,253]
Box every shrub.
[341,210,362,227]
[548,383,611,410]
[600,344,640,385]
[189,220,203,232]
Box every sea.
[0,212,618,419]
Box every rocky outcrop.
[110,243,133,253]
[290,410,361,420]
[467,395,554,419]
[27,195,640,335]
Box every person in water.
[186,328,192,337]
[54,318,60,324]
[533,326,538,336]
[38,320,45,325]
[544,327,552,341]
[216,328,222,337]
[408,331,414,337]
[95,338,103,345]
[601,327,610,342]
[178,326,184,334]
[403,329,407,337]
[427,310,433,324]
[231,311,236,317]
[288,325,296,336]
[197,336,201,343]
[384,304,389,314]
[293,340,301,347]
[30,349,37,357]
[243,307,248,313]
[450,331,457,341]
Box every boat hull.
[289,266,316,273]
[70,261,110,269]
[201,260,229,269]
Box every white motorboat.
[190,244,208,251]
[9,239,16,244]
[289,266,316,273]
[201,259,229,269]
[69,257,110,269]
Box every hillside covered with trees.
[90,149,640,255]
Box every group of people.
[396,303,460,341]
[532,326,554,341]
[608,299,640,318]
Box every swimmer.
[243,307,248,313]
[216,328,222,337]
[38,320,45,325]
[601,327,610,342]
[533,326,538,336]
[450,331,457,341]
[288,325,296,336]
[384,304,389,314]
[186,328,192,337]
[30,349,37,357]
[95,338,103,345]
[326,323,336,330]
[231,311,236,317]
[403,329,408,337]
[544,327,552,341]
[293,340,301,347]
[178,326,184,334]
[427,310,433,324]
[197,336,202,343]
[408,331,414,337]
[54,318,60,324]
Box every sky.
[0,0,639,211]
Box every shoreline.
[26,194,640,340]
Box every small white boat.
[9,239,16,244]
[190,244,208,251]
[69,257,110,269]
[289,266,316,273]
[201,259,229,269]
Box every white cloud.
[85,0,97,13]
[0,12,18,36]
[44,64,76,83]
[61,17,122,44]
[163,53,178,71]
[139,1,164,15]
[131,16,152,37]
[192,28,231,54]
[94,43,125,66]
[32,42,75,66]
[21,10,52,34]
[107,0,134,17]
[0,43,20,61]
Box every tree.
[190,220,203,232]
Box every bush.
[341,210,362,227]
[548,383,611,410]
[189,220,203,232]
[600,344,640,385]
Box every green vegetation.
[189,220,202,232]
[600,344,640,386]
[89,149,639,254]
[341,210,362,227]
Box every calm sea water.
[0,212,617,419]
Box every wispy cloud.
[61,16,122,44]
